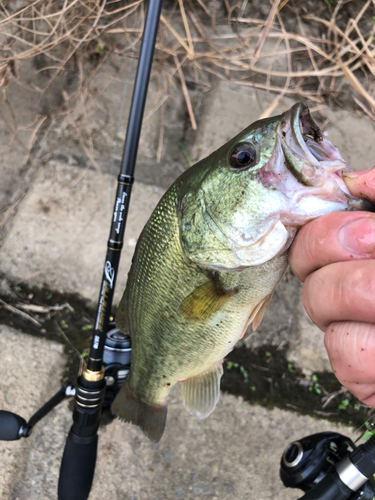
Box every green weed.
[308,374,322,395]
[338,399,350,410]
[226,361,249,383]
[81,324,93,331]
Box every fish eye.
[229,144,257,170]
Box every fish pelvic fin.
[181,280,237,321]
[112,379,167,443]
[182,361,224,420]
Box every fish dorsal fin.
[182,362,224,419]
[181,280,237,321]
[252,293,273,331]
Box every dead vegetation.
[0,0,374,162]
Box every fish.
[112,102,371,442]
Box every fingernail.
[343,169,369,179]
[339,216,375,255]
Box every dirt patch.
[0,278,97,382]
[0,278,373,429]
[222,345,374,429]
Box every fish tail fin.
[112,379,167,443]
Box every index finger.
[289,167,375,281]
[343,166,375,203]
[289,211,375,281]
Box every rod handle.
[58,429,98,500]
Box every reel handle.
[0,410,28,440]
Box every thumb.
[343,166,375,203]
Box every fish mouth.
[290,102,328,163]
[279,102,372,211]
[279,102,344,187]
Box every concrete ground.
[0,52,374,499]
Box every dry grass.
[0,0,374,160]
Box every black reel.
[280,432,375,499]
[102,323,131,411]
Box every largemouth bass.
[113,103,369,442]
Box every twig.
[178,0,194,57]
[0,298,42,327]
[253,0,282,60]
[54,321,81,356]
[314,410,339,417]
[160,13,192,57]
[352,96,375,122]
[174,55,197,130]
[250,364,271,372]
[0,192,26,230]
[285,403,301,412]
[322,387,346,408]
[16,302,75,314]
[157,101,164,164]
[335,31,375,110]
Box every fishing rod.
[57,0,162,498]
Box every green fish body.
[113,103,369,441]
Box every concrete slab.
[0,59,42,234]
[38,55,189,190]
[0,165,164,304]
[323,106,375,171]
[188,82,267,163]
[0,325,65,500]
[287,300,331,375]
[6,380,356,500]
[3,84,367,375]
[188,80,375,172]
[243,271,331,374]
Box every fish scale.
[120,179,285,402]
[112,102,370,442]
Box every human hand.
[289,167,375,407]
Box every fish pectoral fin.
[247,293,273,333]
[252,293,274,331]
[240,293,274,339]
[182,361,224,419]
[181,281,237,321]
